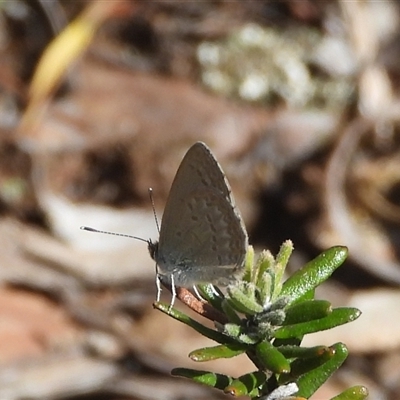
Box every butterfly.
[148,142,248,306]
[82,142,248,308]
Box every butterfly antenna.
[148,187,160,234]
[148,187,162,300]
[80,226,148,243]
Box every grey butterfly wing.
[155,142,248,287]
[166,142,232,200]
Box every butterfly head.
[147,239,159,262]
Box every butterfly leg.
[157,273,176,311]
[210,284,221,297]
[156,273,162,302]
[169,274,176,311]
[192,285,207,302]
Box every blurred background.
[0,0,400,399]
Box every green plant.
[154,241,368,400]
